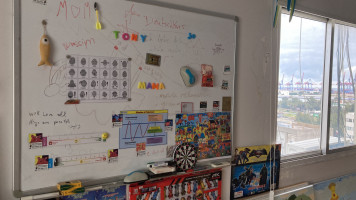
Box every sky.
[279,14,356,86]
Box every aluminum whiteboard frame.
[13,0,238,197]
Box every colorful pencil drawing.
[175,112,231,160]
[233,144,281,165]
[314,173,356,200]
[274,185,315,200]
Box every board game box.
[129,169,222,200]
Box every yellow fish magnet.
[38,20,52,66]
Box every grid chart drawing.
[66,55,131,102]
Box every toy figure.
[193,181,198,193]
[205,179,211,189]
[329,183,339,200]
[205,193,211,200]
[137,194,143,200]
[187,181,192,194]
[201,64,213,87]
[259,164,268,186]
[181,182,186,195]
[212,179,218,188]
[199,180,205,190]
[174,184,179,197]
[144,192,150,200]
[38,20,52,66]
[231,166,256,189]
[211,191,217,200]
[168,185,173,198]
[151,190,159,200]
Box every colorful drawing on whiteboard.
[119,110,168,149]
[175,112,231,159]
[314,173,356,200]
[66,55,131,103]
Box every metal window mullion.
[321,19,335,155]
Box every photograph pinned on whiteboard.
[221,80,229,90]
[108,149,118,163]
[28,133,45,149]
[112,114,123,127]
[181,102,194,113]
[213,101,220,112]
[166,145,176,158]
[35,155,51,171]
[136,142,146,157]
[200,101,207,112]
[201,64,214,87]
[165,119,173,131]
[224,65,231,75]
[222,96,232,111]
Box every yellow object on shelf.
[57,180,84,196]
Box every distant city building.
[346,112,355,143]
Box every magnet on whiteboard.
[38,20,52,66]
[131,34,138,41]
[152,83,159,90]
[140,35,147,42]
[180,66,196,87]
[138,82,146,89]
[187,33,196,40]
[113,31,120,39]
[146,82,152,89]
[101,132,109,141]
[159,82,165,90]
[122,33,130,40]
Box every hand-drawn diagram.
[66,55,131,103]
[119,110,168,149]
[175,112,231,159]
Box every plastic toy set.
[129,169,222,200]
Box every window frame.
[325,19,356,154]
[277,9,356,161]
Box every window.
[277,13,326,156]
[277,11,356,157]
[329,23,356,149]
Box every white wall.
[1,0,356,199]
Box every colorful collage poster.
[314,172,356,200]
[231,144,281,199]
[175,112,231,159]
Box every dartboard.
[173,143,197,171]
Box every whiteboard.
[13,0,237,195]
